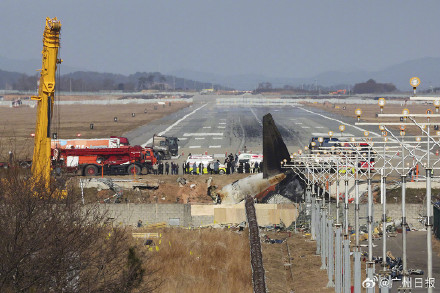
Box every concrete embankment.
[97,202,298,227]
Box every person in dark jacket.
[245,161,250,173]
[214,160,220,174]
[159,162,164,174]
[192,162,197,175]
[199,162,203,175]
[182,162,186,174]
[165,162,170,175]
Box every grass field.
[132,228,334,293]
[0,101,190,160]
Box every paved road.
[369,231,440,292]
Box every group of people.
[149,153,263,176]
[151,161,179,175]
[224,153,262,174]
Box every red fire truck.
[54,145,156,176]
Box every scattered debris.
[176,177,187,186]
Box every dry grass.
[261,231,335,293]
[0,102,190,160]
[134,227,252,293]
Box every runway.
[124,94,381,160]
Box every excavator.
[31,17,62,189]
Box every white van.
[237,153,263,163]
[185,155,227,174]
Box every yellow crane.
[31,17,62,187]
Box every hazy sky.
[1,0,440,78]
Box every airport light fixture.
[328,131,334,137]
[355,108,362,121]
[434,100,440,113]
[402,108,410,122]
[318,137,324,145]
[339,125,346,137]
[363,131,369,137]
[410,77,421,96]
[378,98,386,113]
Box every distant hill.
[2,56,439,91]
[0,69,22,89]
[0,68,225,92]
[171,57,440,91]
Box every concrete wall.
[101,203,191,227]
[99,202,298,227]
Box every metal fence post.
[327,219,335,288]
[343,235,351,293]
[335,224,342,293]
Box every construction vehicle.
[51,136,129,149]
[55,145,156,176]
[152,135,178,160]
[31,17,62,186]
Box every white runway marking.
[218,126,226,129]
[315,126,324,129]
[183,132,224,136]
[141,103,208,147]
[189,146,201,149]
[178,138,188,140]
[302,126,310,129]
[195,137,205,140]
[297,107,379,136]
[293,122,302,124]
[219,122,226,125]
[209,145,221,148]
[250,108,262,126]
[213,137,223,140]
[203,126,211,129]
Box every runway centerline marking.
[189,146,201,149]
[203,126,211,129]
[195,137,205,140]
[209,145,221,148]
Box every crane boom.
[31,17,61,185]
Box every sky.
[1,0,440,78]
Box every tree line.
[0,70,221,92]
